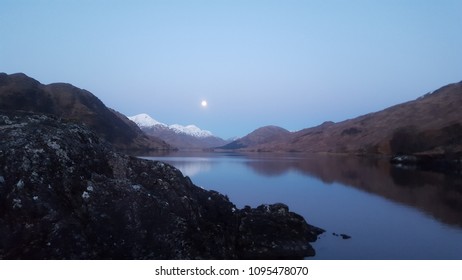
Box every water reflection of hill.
[245,154,462,227]
[168,158,212,177]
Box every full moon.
[201,100,207,107]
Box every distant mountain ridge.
[219,125,291,150]
[129,113,229,149]
[218,80,462,156]
[129,113,213,138]
[0,73,171,151]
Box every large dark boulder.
[237,204,324,259]
[0,111,321,259]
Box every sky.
[1,0,461,139]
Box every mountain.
[287,81,462,155]
[0,73,171,151]
[218,125,291,150]
[130,113,213,137]
[128,113,166,128]
[129,113,229,149]
[219,80,462,156]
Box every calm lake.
[141,152,462,259]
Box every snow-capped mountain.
[129,113,212,138]
[128,113,229,149]
[129,113,166,128]
[169,124,213,138]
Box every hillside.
[0,73,170,151]
[222,81,462,156]
[289,81,462,155]
[218,125,291,150]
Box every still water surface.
[142,152,462,259]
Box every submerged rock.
[332,233,351,240]
[0,111,322,259]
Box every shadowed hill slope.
[0,73,170,151]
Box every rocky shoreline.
[391,153,462,173]
[0,111,323,259]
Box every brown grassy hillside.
[233,81,462,155]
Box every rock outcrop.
[0,111,322,259]
[237,204,323,259]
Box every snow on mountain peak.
[170,124,213,138]
[128,113,213,138]
[128,113,166,128]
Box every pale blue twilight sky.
[1,0,461,138]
